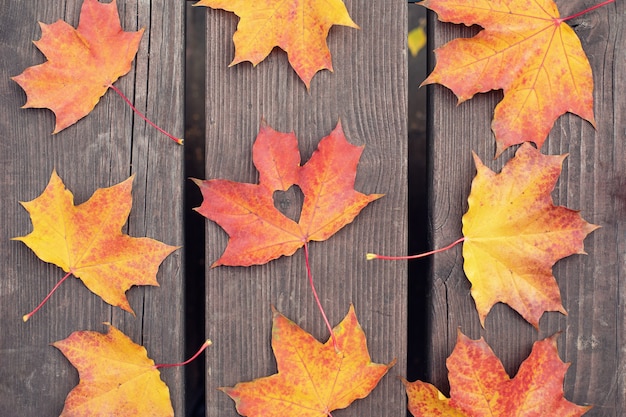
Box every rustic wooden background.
[1,0,624,416]
[0,0,186,415]
[427,1,625,416]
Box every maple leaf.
[194,0,359,89]
[462,143,598,327]
[14,170,178,317]
[193,121,382,267]
[53,324,174,417]
[221,305,395,417]
[421,0,595,157]
[12,0,144,134]
[403,330,591,417]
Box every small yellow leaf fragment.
[408,20,426,57]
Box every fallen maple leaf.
[12,0,143,133]
[15,170,178,320]
[403,331,591,417]
[462,143,598,327]
[421,0,596,157]
[193,121,382,267]
[53,324,174,417]
[222,305,395,417]
[11,0,180,143]
[194,0,359,88]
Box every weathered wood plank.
[0,0,185,415]
[201,1,408,415]
[427,1,625,415]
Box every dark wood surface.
[0,0,185,415]
[200,1,408,415]
[5,1,619,416]
[427,1,625,415]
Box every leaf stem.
[303,242,338,352]
[557,0,615,23]
[23,271,73,322]
[366,237,465,261]
[106,83,183,145]
[155,339,212,369]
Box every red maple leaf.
[403,331,591,416]
[193,121,382,266]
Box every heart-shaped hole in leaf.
[273,185,304,223]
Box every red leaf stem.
[155,339,212,369]
[107,83,183,145]
[23,271,73,322]
[304,242,338,352]
[366,237,465,261]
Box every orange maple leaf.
[14,170,178,318]
[403,331,591,417]
[193,121,382,267]
[194,0,359,88]
[53,324,174,417]
[462,143,598,327]
[222,305,395,417]
[12,0,143,133]
[421,0,595,157]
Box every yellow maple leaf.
[15,170,178,319]
[53,324,174,417]
[194,0,359,88]
[462,144,598,327]
[404,331,591,416]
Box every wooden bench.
[1,0,623,416]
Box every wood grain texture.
[200,1,408,415]
[0,0,185,415]
[426,1,625,415]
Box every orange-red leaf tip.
[189,178,204,187]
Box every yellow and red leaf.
[222,305,394,416]
[404,331,591,416]
[15,170,177,314]
[421,0,595,156]
[12,0,143,133]
[462,144,598,327]
[194,0,358,88]
[53,324,174,417]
